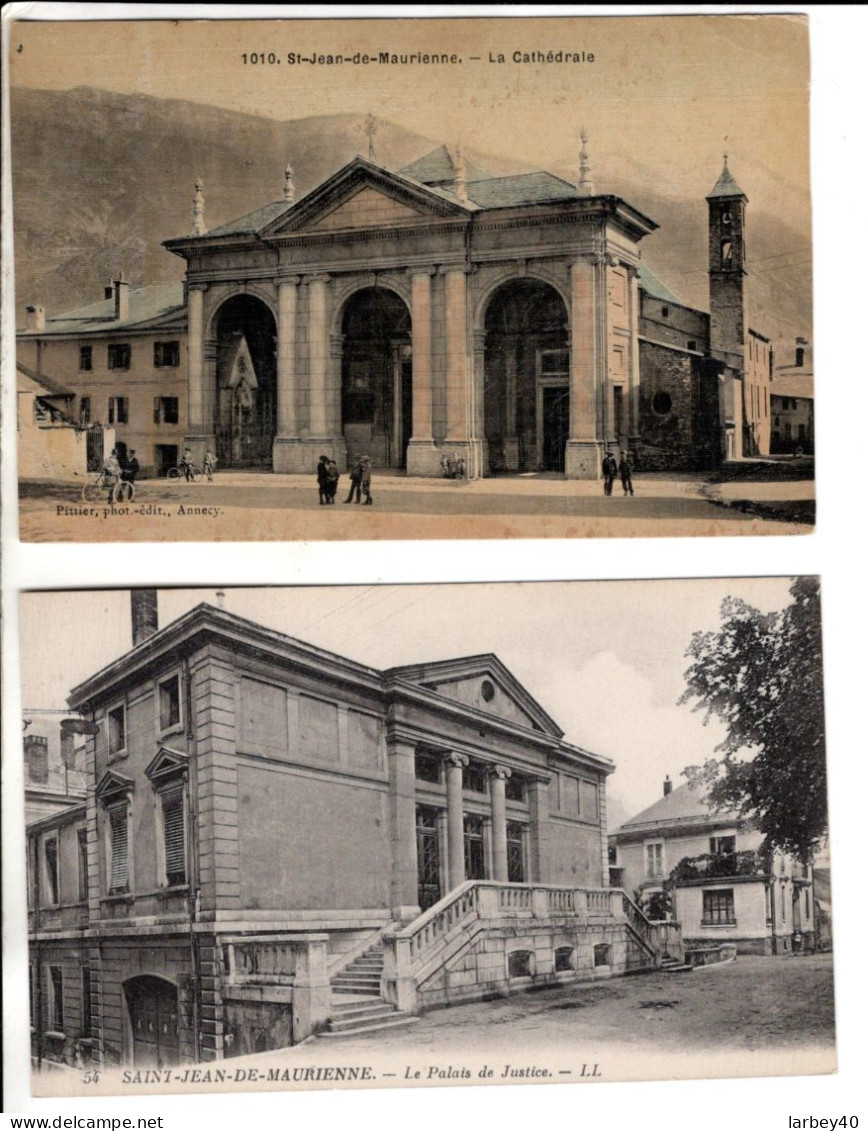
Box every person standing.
[103,448,121,502]
[316,454,330,505]
[325,459,340,504]
[122,449,140,485]
[619,450,635,496]
[360,456,373,505]
[344,458,363,504]
[602,450,617,496]
[203,450,217,481]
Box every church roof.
[612,780,739,837]
[205,200,293,238]
[18,282,186,336]
[636,262,683,306]
[707,157,748,200]
[399,144,490,185]
[465,171,584,208]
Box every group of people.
[178,448,217,481]
[602,450,635,497]
[317,454,374,506]
[102,447,140,500]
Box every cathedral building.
[18,141,774,480]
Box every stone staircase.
[660,956,693,974]
[322,944,418,1038]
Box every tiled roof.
[204,200,291,238]
[17,362,75,397]
[614,780,738,835]
[467,171,581,208]
[399,144,491,185]
[707,158,747,200]
[637,262,683,306]
[19,282,186,335]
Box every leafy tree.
[680,577,826,863]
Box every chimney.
[663,775,672,796]
[113,275,130,322]
[131,589,159,646]
[453,144,468,205]
[25,304,46,332]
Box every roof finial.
[284,162,296,203]
[577,126,594,196]
[364,112,378,162]
[192,176,206,236]
[453,143,468,204]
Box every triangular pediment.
[388,654,563,738]
[145,746,190,782]
[261,156,471,238]
[95,770,134,801]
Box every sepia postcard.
[6,13,815,542]
[13,580,834,1098]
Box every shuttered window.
[109,807,129,893]
[44,837,59,904]
[161,788,186,886]
[49,965,64,1030]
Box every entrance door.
[464,815,486,880]
[416,806,441,911]
[542,386,570,471]
[155,445,178,477]
[124,976,180,1068]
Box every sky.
[6,13,812,237]
[18,578,796,822]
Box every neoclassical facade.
[164,146,657,478]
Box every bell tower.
[707,156,748,360]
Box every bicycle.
[166,463,201,483]
[81,471,136,504]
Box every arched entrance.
[484,280,569,473]
[213,295,277,468]
[341,288,412,469]
[123,976,180,1068]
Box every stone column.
[387,738,420,921]
[273,274,302,471]
[527,777,551,884]
[184,283,214,461]
[406,267,440,476]
[444,266,469,443]
[445,752,469,891]
[490,765,511,882]
[307,275,331,439]
[503,342,520,471]
[565,255,602,479]
[627,265,642,444]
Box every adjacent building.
[609,778,814,957]
[18,142,780,480]
[772,337,814,454]
[28,595,665,1070]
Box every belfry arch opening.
[340,287,412,469]
[483,280,570,473]
[213,295,277,468]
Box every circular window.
[652,392,673,416]
[480,679,495,702]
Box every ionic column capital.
[277,273,302,288]
[187,281,209,294]
[303,273,332,286]
[445,752,470,770]
[407,265,437,279]
[490,764,512,782]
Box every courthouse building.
[19,141,774,479]
[28,594,670,1069]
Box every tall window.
[414,751,441,784]
[464,815,485,880]
[77,827,89,902]
[646,842,664,879]
[702,889,735,925]
[710,835,736,856]
[158,674,181,732]
[49,966,64,1031]
[107,397,129,425]
[79,395,91,425]
[81,968,92,1037]
[506,821,525,883]
[154,341,180,368]
[160,786,186,887]
[505,775,525,803]
[43,836,59,905]
[107,805,129,893]
[153,397,180,425]
[79,346,93,371]
[107,704,126,756]
[463,762,487,794]
[107,344,131,370]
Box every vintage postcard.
[6,13,815,541]
[13,580,833,1098]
